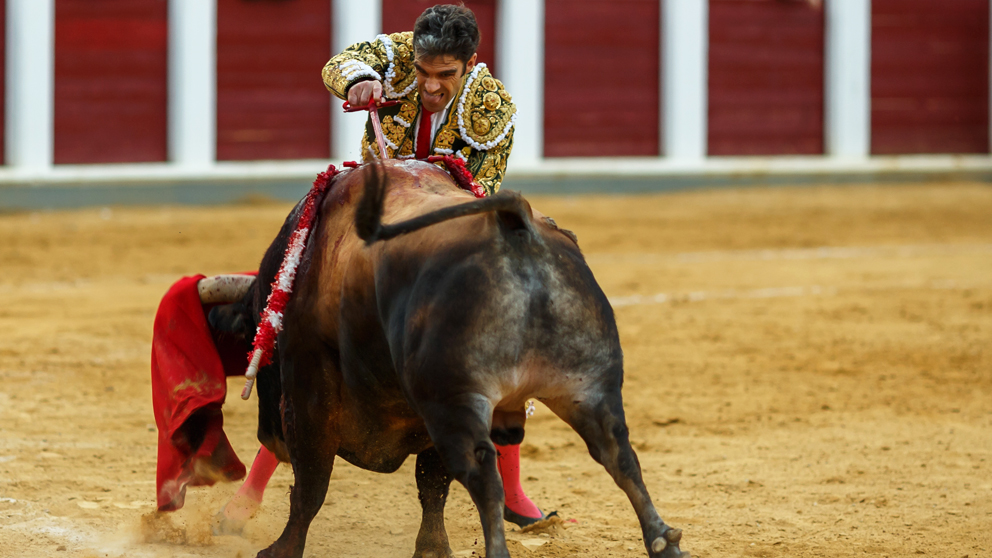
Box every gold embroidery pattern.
[381,116,405,145]
[361,134,380,161]
[460,66,517,149]
[397,100,418,123]
[384,32,417,98]
[322,32,416,101]
[466,133,513,195]
[434,128,459,153]
[323,39,388,99]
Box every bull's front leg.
[413,447,454,558]
[420,396,509,558]
[257,344,339,558]
[547,385,689,558]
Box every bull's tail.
[355,161,533,244]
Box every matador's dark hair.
[413,4,481,64]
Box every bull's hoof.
[411,550,454,558]
[255,541,301,558]
[649,527,690,558]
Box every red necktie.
[416,108,433,159]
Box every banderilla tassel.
[241,346,264,399]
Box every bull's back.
[307,161,478,335]
[374,196,622,414]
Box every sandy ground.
[1,181,990,558]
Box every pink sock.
[496,443,542,519]
[238,446,279,502]
[218,446,280,527]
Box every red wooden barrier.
[216,0,332,161]
[54,0,168,164]
[544,0,660,157]
[381,0,497,77]
[708,0,825,156]
[872,0,990,154]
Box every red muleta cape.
[151,274,255,511]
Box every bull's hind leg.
[420,398,509,558]
[257,347,339,558]
[547,387,689,558]
[412,447,454,558]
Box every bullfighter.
[322,4,515,195]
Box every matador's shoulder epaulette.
[453,63,517,152]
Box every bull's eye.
[474,448,488,463]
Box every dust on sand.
[1,182,990,557]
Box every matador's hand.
[348,80,384,107]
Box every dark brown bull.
[242,160,688,558]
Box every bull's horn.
[197,275,255,304]
[664,528,682,544]
[651,537,667,553]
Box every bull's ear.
[494,192,534,237]
[496,208,527,233]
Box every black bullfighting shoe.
[503,507,558,528]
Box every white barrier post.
[662,0,708,160]
[497,0,544,169]
[825,0,871,158]
[332,0,382,162]
[168,0,217,168]
[6,0,55,171]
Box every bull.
[225,160,688,558]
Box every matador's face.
[414,52,477,113]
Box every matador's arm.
[322,32,414,101]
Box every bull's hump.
[384,159,468,196]
[380,161,476,221]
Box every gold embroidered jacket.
[322,31,516,195]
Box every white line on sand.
[609,281,989,308]
[587,243,992,266]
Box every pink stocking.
[215,446,279,533]
[238,445,279,500]
[496,443,542,520]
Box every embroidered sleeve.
[322,32,416,101]
[465,128,514,195]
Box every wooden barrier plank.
[544,0,660,157]
[872,0,990,154]
[216,0,332,161]
[708,0,825,156]
[54,0,168,164]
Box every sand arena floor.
[0,181,990,558]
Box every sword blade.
[369,106,389,159]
